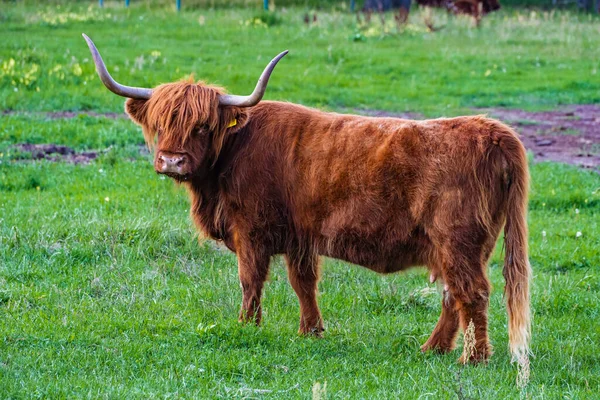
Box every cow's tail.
[498,128,531,365]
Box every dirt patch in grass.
[480,104,600,171]
[11,144,99,164]
[8,143,150,164]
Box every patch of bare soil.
[480,105,600,171]
[12,144,98,164]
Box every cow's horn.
[82,33,153,100]
[218,50,288,108]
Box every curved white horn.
[82,33,153,100]
[218,50,288,107]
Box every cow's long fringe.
[135,79,245,160]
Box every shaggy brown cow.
[84,34,531,365]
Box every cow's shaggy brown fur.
[124,80,531,364]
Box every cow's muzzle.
[155,152,190,178]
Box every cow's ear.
[211,107,250,157]
[219,107,249,135]
[124,98,148,126]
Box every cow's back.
[233,103,512,271]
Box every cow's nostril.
[156,153,187,174]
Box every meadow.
[1,2,599,398]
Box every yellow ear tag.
[227,119,237,128]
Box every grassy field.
[1,2,600,398]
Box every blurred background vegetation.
[3,0,598,10]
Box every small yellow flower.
[72,63,82,77]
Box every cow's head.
[83,34,287,181]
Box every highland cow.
[84,34,531,365]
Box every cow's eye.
[194,124,208,134]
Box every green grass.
[1,133,599,398]
[1,3,600,398]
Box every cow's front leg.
[285,251,324,336]
[237,247,270,325]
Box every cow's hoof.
[457,354,489,365]
[299,326,325,338]
[420,342,454,354]
[457,345,493,364]
[238,317,259,324]
[238,311,261,326]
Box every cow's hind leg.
[448,262,492,363]
[285,251,324,336]
[443,238,493,363]
[421,289,460,353]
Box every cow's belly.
[317,227,431,274]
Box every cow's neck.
[184,132,245,249]
[185,174,232,248]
